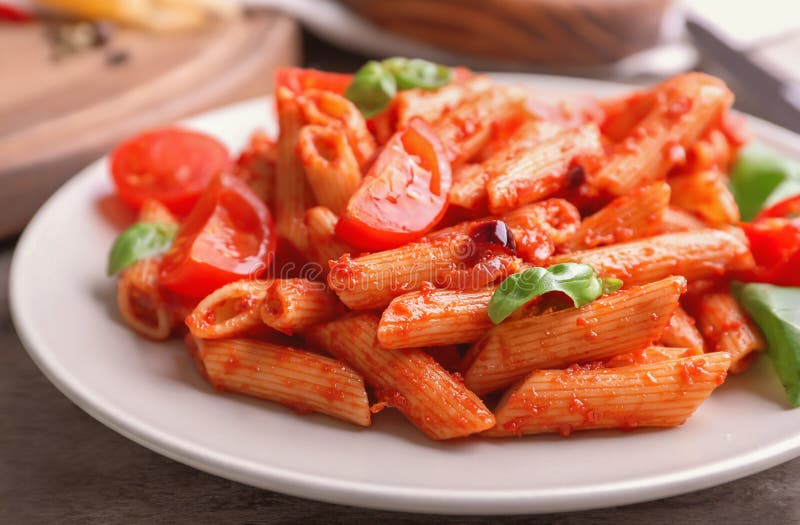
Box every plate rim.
[11,73,800,515]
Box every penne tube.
[303,206,355,270]
[659,206,708,233]
[683,127,735,173]
[429,199,581,265]
[563,182,671,251]
[378,287,495,349]
[448,119,564,211]
[297,124,362,215]
[275,87,314,254]
[590,73,734,196]
[668,169,740,224]
[297,89,376,167]
[117,257,172,341]
[486,123,604,214]
[463,276,686,395]
[138,199,177,225]
[328,232,523,310]
[308,313,495,439]
[260,278,341,335]
[696,291,766,374]
[235,130,277,205]
[396,75,493,127]
[449,163,488,212]
[659,305,705,350]
[600,90,656,143]
[604,345,703,368]
[486,352,731,437]
[434,85,525,167]
[186,279,269,339]
[549,229,754,286]
[196,337,370,427]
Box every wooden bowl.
[340,0,673,66]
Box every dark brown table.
[4,30,800,524]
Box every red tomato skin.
[159,174,276,298]
[111,127,231,215]
[335,118,452,251]
[738,218,800,286]
[755,194,800,222]
[274,67,353,95]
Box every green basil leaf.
[381,57,452,90]
[730,144,800,221]
[344,60,397,118]
[734,282,800,406]
[107,222,178,276]
[488,263,619,324]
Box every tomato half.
[111,127,230,215]
[274,67,353,95]
[160,174,276,298]
[739,218,800,286]
[336,118,452,250]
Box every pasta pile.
[114,70,765,440]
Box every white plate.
[11,74,800,515]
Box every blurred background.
[0,0,798,237]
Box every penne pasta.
[429,198,581,265]
[260,278,341,335]
[659,206,708,233]
[668,169,740,224]
[591,73,734,196]
[563,182,671,251]
[308,313,495,439]
[328,232,522,310]
[659,305,705,350]
[196,337,371,427]
[682,127,735,173]
[234,130,277,205]
[117,257,172,341]
[296,89,376,167]
[297,124,362,215]
[186,279,270,339]
[396,75,493,127]
[600,90,656,143]
[549,229,754,286]
[448,119,564,211]
[378,287,495,349]
[463,276,686,395]
[486,352,731,437]
[604,345,703,368]
[434,85,525,167]
[696,291,766,374]
[303,206,355,270]
[486,124,604,214]
[275,87,314,254]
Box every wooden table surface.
[5,30,800,525]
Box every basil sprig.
[345,57,453,118]
[487,263,622,324]
[107,222,178,276]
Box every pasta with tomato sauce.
[106,62,779,440]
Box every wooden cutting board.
[0,13,300,238]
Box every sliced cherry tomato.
[336,118,452,250]
[275,67,353,95]
[160,174,276,298]
[755,194,800,221]
[111,127,230,215]
[739,218,800,286]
